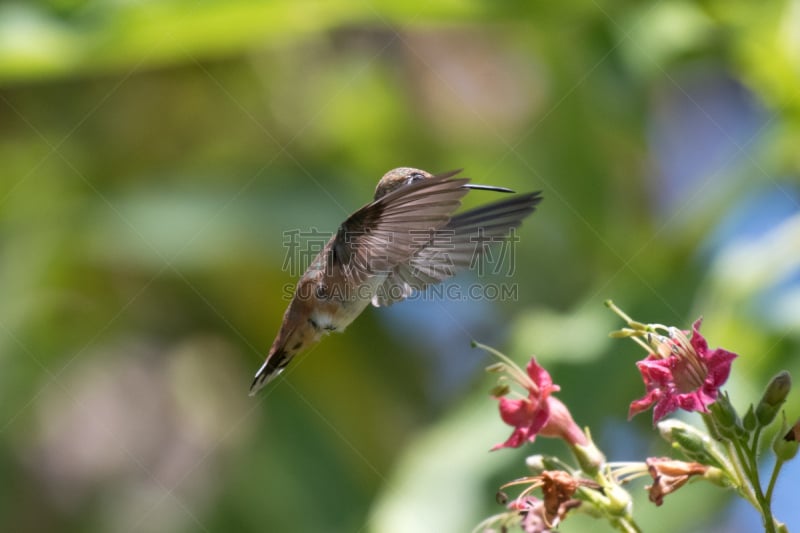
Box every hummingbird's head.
[373,167,514,200]
[373,167,434,200]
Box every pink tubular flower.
[493,358,586,450]
[629,319,737,422]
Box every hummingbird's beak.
[464,183,516,194]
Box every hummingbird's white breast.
[312,274,388,333]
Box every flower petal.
[629,389,659,419]
[652,393,679,422]
[704,348,737,386]
[492,426,531,450]
[498,397,534,426]
[689,318,708,355]
[526,357,560,395]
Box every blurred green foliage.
[1,1,800,532]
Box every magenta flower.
[628,319,737,422]
[493,358,557,450]
[492,358,586,450]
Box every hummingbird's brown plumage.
[249,168,542,395]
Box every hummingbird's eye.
[315,284,328,299]
[406,172,425,185]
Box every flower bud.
[742,405,756,432]
[785,418,800,442]
[773,418,800,461]
[773,434,799,461]
[604,482,633,515]
[657,419,722,468]
[710,392,743,439]
[756,371,791,427]
[529,455,573,472]
[658,420,695,446]
[572,440,606,476]
[526,454,546,474]
[705,413,723,440]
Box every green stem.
[700,414,743,480]
[733,438,776,533]
[724,439,760,507]
[747,424,781,531]
[701,413,755,499]
[731,438,756,486]
[582,487,642,533]
[729,442,764,500]
[591,468,643,533]
[765,459,784,520]
[750,426,763,474]
[611,516,642,533]
[752,426,763,449]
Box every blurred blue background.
[1,1,799,532]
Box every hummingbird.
[249,167,542,395]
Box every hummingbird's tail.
[249,348,291,396]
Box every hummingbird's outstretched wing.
[371,191,542,307]
[329,173,469,289]
[248,173,470,396]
